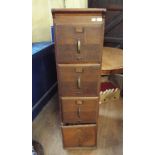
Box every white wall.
[65,0,88,8]
[32,0,88,42]
[32,0,51,42]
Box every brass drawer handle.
[77,40,81,53]
[77,76,81,89]
[77,107,81,118]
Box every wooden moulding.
[52,8,106,18]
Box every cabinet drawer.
[62,124,97,148]
[55,24,103,63]
[58,64,100,97]
[61,97,98,124]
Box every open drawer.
[61,124,97,148]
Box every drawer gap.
[63,122,96,126]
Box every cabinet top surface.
[52,8,106,16]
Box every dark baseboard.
[32,82,57,120]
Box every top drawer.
[55,24,104,63]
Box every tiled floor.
[32,93,123,155]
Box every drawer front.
[62,124,97,148]
[61,97,98,124]
[55,24,103,63]
[58,64,100,97]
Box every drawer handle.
[77,107,81,118]
[77,76,81,89]
[77,40,81,53]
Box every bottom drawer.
[61,124,97,148]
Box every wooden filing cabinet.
[52,8,106,148]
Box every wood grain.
[61,97,99,124]
[55,24,103,63]
[101,47,123,75]
[52,8,106,18]
[52,9,106,148]
[62,124,97,148]
[58,64,101,97]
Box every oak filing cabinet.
[52,8,106,148]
